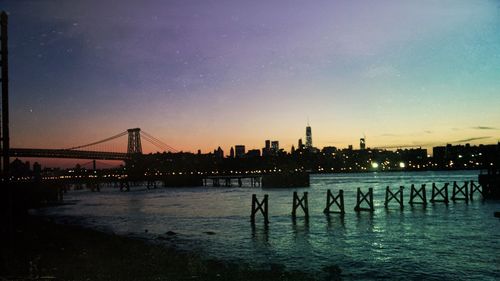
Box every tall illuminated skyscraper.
[305,125,312,149]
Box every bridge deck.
[9,148,130,160]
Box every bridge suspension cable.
[66,131,128,150]
[141,130,178,153]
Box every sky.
[2,0,500,166]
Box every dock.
[203,172,310,188]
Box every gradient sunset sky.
[3,0,500,161]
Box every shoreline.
[0,215,341,281]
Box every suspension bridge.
[9,128,177,161]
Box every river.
[37,170,500,280]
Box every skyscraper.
[263,140,271,156]
[235,145,245,158]
[305,125,312,149]
[360,138,366,150]
[271,141,279,152]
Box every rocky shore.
[0,216,341,281]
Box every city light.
[371,162,379,169]
[399,162,405,168]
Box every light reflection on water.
[39,170,500,280]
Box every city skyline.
[11,123,500,169]
[2,0,500,163]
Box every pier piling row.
[385,186,404,209]
[204,176,261,187]
[248,181,482,223]
[324,189,345,214]
[354,188,374,212]
[409,184,427,205]
[146,180,157,189]
[292,191,309,218]
[251,194,269,224]
[430,183,449,204]
[119,179,130,192]
[87,180,100,192]
[452,181,469,203]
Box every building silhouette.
[214,146,224,158]
[360,138,366,150]
[271,141,279,153]
[262,140,271,156]
[298,138,304,150]
[235,145,245,158]
[246,149,260,158]
[305,125,312,149]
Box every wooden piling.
[120,179,130,192]
[292,191,309,218]
[430,183,449,203]
[146,180,157,190]
[213,178,220,187]
[354,188,374,212]
[254,177,261,187]
[89,181,100,192]
[251,194,269,224]
[57,186,64,202]
[385,186,404,209]
[451,181,469,203]
[323,189,345,214]
[409,184,426,205]
[469,180,483,200]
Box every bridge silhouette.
[9,128,177,161]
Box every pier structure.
[430,183,449,204]
[292,191,309,218]
[451,181,469,203]
[354,187,374,212]
[469,180,483,200]
[409,184,427,206]
[203,172,310,188]
[204,175,261,187]
[250,194,269,224]
[385,186,404,209]
[323,189,345,214]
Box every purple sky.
[2,0,500,165]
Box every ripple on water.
[37,171,500,280]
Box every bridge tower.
[1,12,9,176]
[127,128,142,154]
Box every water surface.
[38,170,500,280]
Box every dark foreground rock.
[0,216,341,281]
